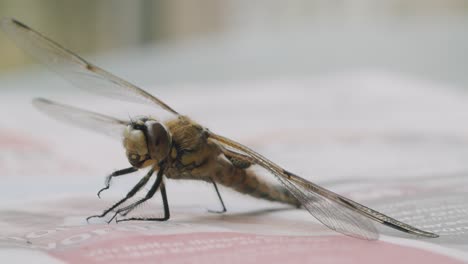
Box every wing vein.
[209,132,438,239]
[1,18,179,115]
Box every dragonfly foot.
[97,186,109,198]
[86,214,102,223]
[207,208,227,214]
[116,216,169,223]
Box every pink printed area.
[0,129,48,151]
[49,232,462,264]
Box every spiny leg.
[86,168,154,223]
[117,180,170,222]
[109,166,165,222]
[97,167,137,198]
[208,179,227,214]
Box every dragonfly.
[1,18,438,240]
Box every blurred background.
[1,2,468,248]
[0,0,467,86]
[2,0,468,181]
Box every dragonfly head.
[123,117,172,168]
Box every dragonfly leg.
[110,167,165,221]
[97,167,138,198]
[208,179,227,214]
[116,180,170,222]
[86,168,154,223]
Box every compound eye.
[128,153,141,165]
[146,121,172,161]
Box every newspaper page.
[1,72,467,263]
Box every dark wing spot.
[12,19,31,30]
[86,64,95,71]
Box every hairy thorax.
[164,116,221,180]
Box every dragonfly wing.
[209,132,439,240]
[33,98,127,140]
[285,172,438,238]
[276,171,378,239]
[1,18,179,115]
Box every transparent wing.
[1,18,179,115]
[33,98,128,140]
[209,132,439,240]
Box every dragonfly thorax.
[123,117,172,168]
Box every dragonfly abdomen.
[213,156,300,207]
